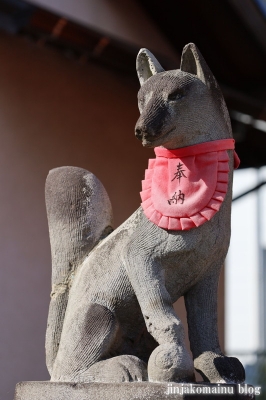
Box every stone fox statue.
[45,43,245,384]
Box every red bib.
[140,139,240,231]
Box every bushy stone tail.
[45,166,113,375]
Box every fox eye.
[168,91,184,101]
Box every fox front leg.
[185,264,245,383]
[124,246,194,382]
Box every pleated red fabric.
[140,139,240,231]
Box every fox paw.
[194,351,245,383]
[148,343,195,382]
[80,355,148,383]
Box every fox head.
[135,43,232,149]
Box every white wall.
[226,169,260,355]
[225,167,266,373]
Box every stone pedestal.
[14,381,256,400]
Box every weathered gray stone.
[14,382,255,400]
[45,167,113,374]
[21,42,243,388]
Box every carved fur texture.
[45,43,245,384]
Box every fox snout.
[135,123,157,141]
[135,121,162,143]
[134,124,146,140]
[135,106,170,144]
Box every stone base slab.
[14,381,256,400]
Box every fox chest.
[160,218,230,300]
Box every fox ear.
[136,48,165,86]
[180,43,216,88]
[181,43,232,134]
